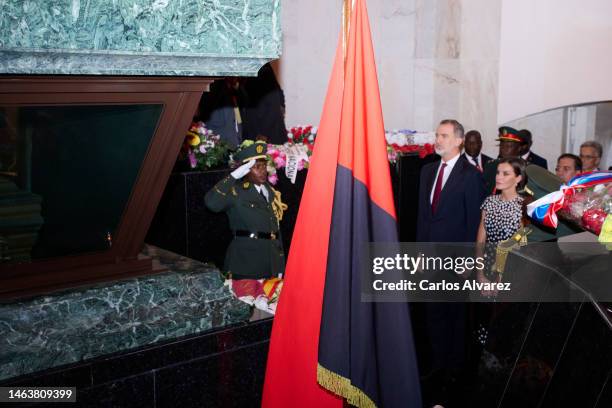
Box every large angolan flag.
[263,0,421,407]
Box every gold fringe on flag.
[317,363,376,408]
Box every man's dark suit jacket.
[461,152,492,170]
[417,155,486,242]
[525,151,548,170]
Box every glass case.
[0,76,211,299]
[0,104,162,262]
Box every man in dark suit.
[205,141,286,279]
[200,78,250,149]
[461,129,492,172]
[244,63,288,144]
[416,119,486,407]
[519,129,548,170]
[417,120,486,242]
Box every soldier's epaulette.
[231,187,237,196]
[214,187,226,196]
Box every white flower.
[386,133,406,146]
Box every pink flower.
[199,145,207,154]
[268,173,278,185]
[274,156,286,168]
[297,160,305,171]
[267,147,280,158]
[188,150,197,168]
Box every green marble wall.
[0,245,251,381]
[0,0,281,76]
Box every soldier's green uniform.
[205,141,286,279]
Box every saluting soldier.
[205,140,287,280]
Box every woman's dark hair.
[497,157,527,190]
[497,157,532,224]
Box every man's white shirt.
[255,184,269,202]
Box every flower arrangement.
[558,178,612,235]
[527,171,612,236]
[183,121,231,170]
[262,126,438,180]
[287,125,317,151]
[385,129,436,160]
[266,143,310,184]
[246,125,315,185]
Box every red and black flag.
[263,0,421,406]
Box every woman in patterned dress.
[475,158,528,296]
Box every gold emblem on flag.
[256,145,264,154]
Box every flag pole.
[342,0,353,65]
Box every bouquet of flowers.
[264,145,280,185]
[558,179,612,235]
[527,171,612,236]
[262,124,438,182]
[287,125,317,153]
[266,143,310,185]
[182,122,231,170]
[385,129,436,160]
[253,126,315,185]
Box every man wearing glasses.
[579,140,603,173]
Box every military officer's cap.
[497,126,525,143]
[235,140,268,163]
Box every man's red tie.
[471,155,482,172]
[431,162,447,214]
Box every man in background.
[200,78,249,149]
[518,129,548,169]
[462,130,492,172]
[555,153,582,183]
[579,140,603,172]
[244,63,288,144]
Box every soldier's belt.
[235,230,278,240]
